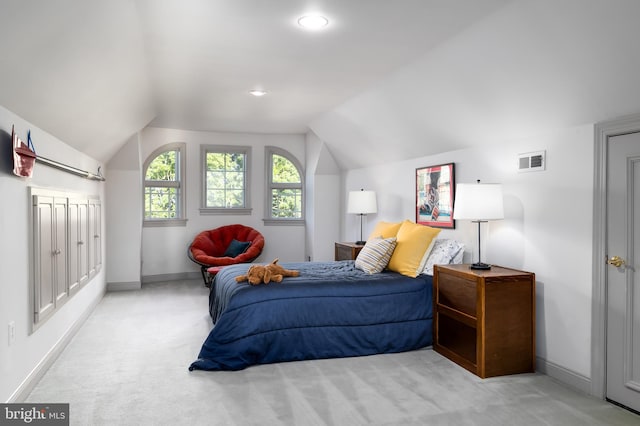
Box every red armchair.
[188,224,265,286]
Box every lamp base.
[355,240,366,246]
[470,262,492,270]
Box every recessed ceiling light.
[297,14,329,30]
[249,90,267,97]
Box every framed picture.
[416,163,455,228]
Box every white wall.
[305,132,341,262]
[135,127,307,279]
[105,134,143,288]
[0,105,106,402]
[343,124,594,380]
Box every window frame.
[143,142,187,227]
[264,146,305,226]
[200,144,252,215]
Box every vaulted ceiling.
[2,1,640,170]
[0,0,509,163]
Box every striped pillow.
[355,237,397,274]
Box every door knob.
[607,256,626,267]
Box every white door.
[606,131,640,412]
[53,198,68,305]
[33,195,55,324]
[68,198,89,294]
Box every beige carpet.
[26,279,639,426]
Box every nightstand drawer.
[437,273,476,317]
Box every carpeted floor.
[25,279,639,425]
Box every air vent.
[518,150,546,173]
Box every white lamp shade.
[347,190,377,214]
[453,183,504,220]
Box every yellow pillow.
[388,220,441,277]
[368,221,402,240]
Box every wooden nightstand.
[433,264,536,378]
[334,242,364,261]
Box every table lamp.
[347,189,377,245]
[453,180,504,270]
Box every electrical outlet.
[8,321,15,346]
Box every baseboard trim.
[536,356,592,395]
[107,281,141,291]
[142,271,200,283]
[8,287,106,403]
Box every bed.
[189,260,434,371]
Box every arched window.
[143,143,186,226]
[264,147,304,225]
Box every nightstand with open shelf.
[433,264,536,378]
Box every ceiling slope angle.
[0,0,155,163]
[310,0,640,170]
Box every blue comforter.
[189,261,433,371]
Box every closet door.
[68,198,89,294]
[88,198,102,278]
[94,199,102,272]
[33,195,56,324]
[31,189,101,329]
[53,198,68,305]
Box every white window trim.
[263,146,305,226]
[143,142,187,227]
[200,144,252,215]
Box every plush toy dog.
[235,258,300,285]
[235,264,267,285]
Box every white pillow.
[355,237,397,274]
[422,239,465,276]
[417,237,439,273]
[451,247,465,265]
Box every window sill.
[199,208,252,215]
[263,218,305,226]
[144,219,188,227]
